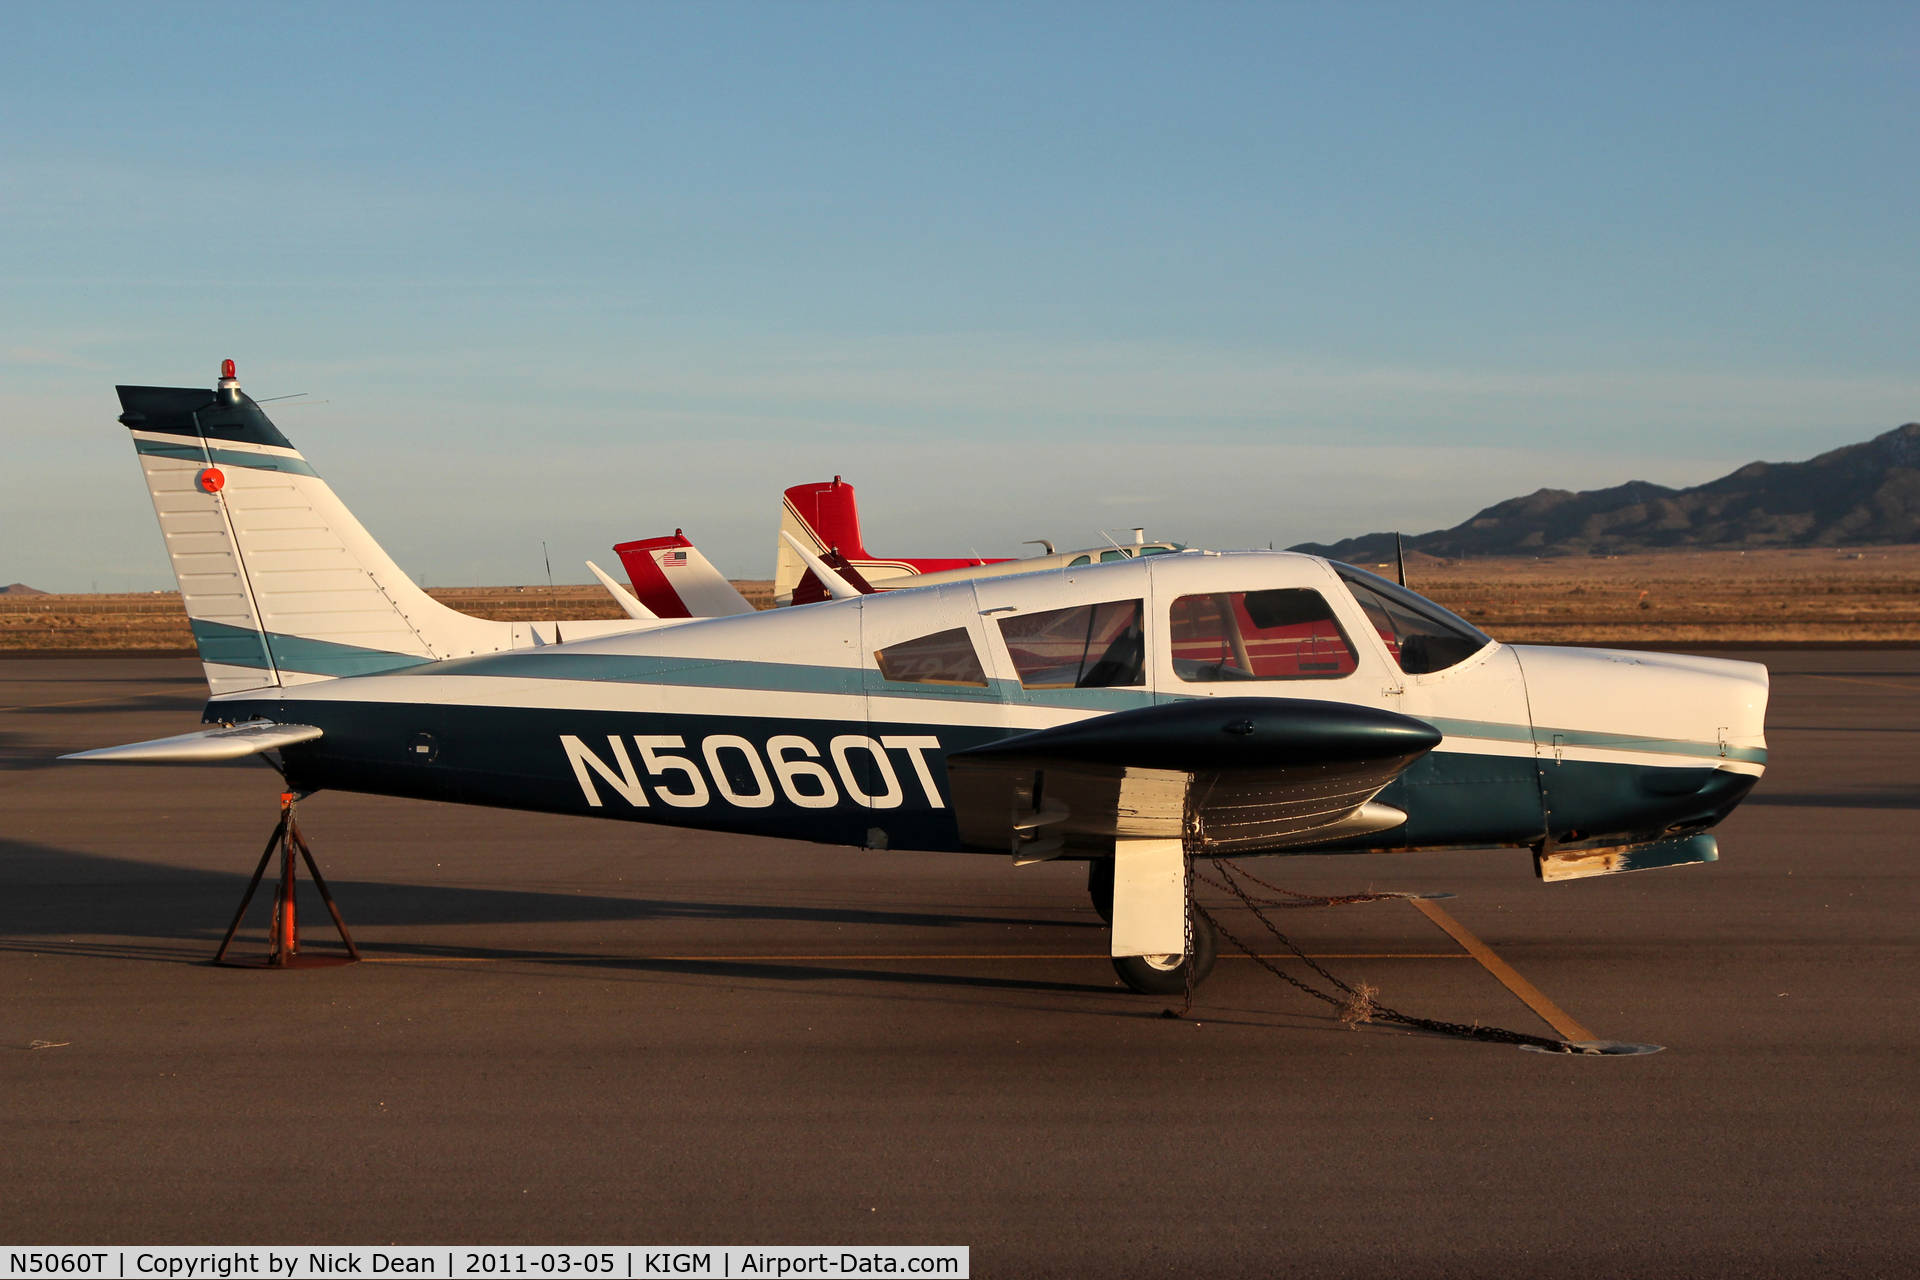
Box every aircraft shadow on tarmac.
[20,692,207,716]
[0,695,215,772]
[0,837,1103,947]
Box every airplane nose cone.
[1515,646,1768,764]
[1512,645,1769,840]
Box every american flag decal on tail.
[661,550,688,567]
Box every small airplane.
[610,475,1188,615]
[69,364,1771,994]
[772,476,1189,605]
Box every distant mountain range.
[1292,422,1920,561]
[2,583,48,595]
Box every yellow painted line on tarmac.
[1795,673,1920,694]
[358,952,1472,964]
[1407,897,1596,1042]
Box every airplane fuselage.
[207,552,1768,861]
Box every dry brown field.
[1394,544,1920,645]
[4,546,1917,650]
[0,582,777,651]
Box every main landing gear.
[1089,857,1218,996]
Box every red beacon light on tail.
[217,358,241,405]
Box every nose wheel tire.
[1112,906,1217,995]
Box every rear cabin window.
[1335,566,1492,675]
[997,600,1146,689]
[1169,589,1357,682]
[873,627,989,687]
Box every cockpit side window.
[997,599,1145,689]
[1334,565,1492,675]
[1168,589,1357,682]
[874,627,989,687]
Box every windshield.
[1334,565,1492,675]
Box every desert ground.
[3,650,1914,1275]
[5,544,1918,651]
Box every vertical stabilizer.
[118,365,529,694]
[777,477,869,605]
[611,531,755,619]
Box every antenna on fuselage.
[1395,533,1407,587]
[543,541,560,640]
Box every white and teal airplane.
[67,363,1771,994]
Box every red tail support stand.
[214,793,360,968]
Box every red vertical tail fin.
[777,477,870,604]
[612,531,755,618]
[783,477,870,559]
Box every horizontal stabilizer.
[779,530,866,602]
[585,560,658,620]
[61,721,323,764]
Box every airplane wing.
[60,721,323,764]
[944,698,1441,862]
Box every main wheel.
[1087,858,1114,924]
[1112,907,1217,995]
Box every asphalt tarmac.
[3,653,1915,1278]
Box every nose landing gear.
[1113,910,1217,995]
[1090,857,1218,994]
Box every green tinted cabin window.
[1169,589,1357,682]
[1067,555,1091,567]
[873,628,989,687]
[1099,549,1130,562]
[997,600,1145,689]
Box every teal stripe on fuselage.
[1421,716,1534,745]
[405,650,872,695]
[134,436,320,477]
[384,649,1159,710]
[1423,715,1765,765]
[191,626,1758,763]
[191,619,433,678]
[190,617,274,671]
[361,652,1745,755]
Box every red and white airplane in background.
[607,477,1187,618]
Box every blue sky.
[4,2,1915,589]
